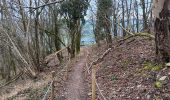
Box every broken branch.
[88,48,112,70]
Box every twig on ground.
[88,48,112,71]
[45,46,68,64]
[42,81,53,100]
[0,72,23,88]
[85,47,90,74]
[95,80,107,100]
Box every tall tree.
[51,3,63,62]
[94,0,113,47]
[113,0,118,37]
[60,0,89,58]
[141,0,148,30]
[154,0,170,62]
[121,0,126,36]
[125,0,132,32]
[134,0,139,33]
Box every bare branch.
[88,48,112,70]
[31,0,65,9]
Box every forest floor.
[86,36,170,100]
[1,36,170,100]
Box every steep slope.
[86,37,170,99]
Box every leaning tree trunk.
[153,0,170,62]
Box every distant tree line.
[91,0,153,46]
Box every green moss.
[135,68,145,77]
[7,97,13,100]
[143,61,162,71]
[151,66,161,71]
[154,81,163,88]
[143,65,152,70]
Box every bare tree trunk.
[113,13,117,36]
[75,19,81,53]
[135,0,139,33]
[94,18,102,46]
[34,10,40,71]
[70,28,76,58]
[154,0,170,62]
[141,0,148,30]
[104,14,112,47]
[122,0,126,36]
[125,0,132,31]
[53,6,63,62]
[17,0,27,34]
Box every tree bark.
[154,0,170,62]
[34,11,40,71]
[94,0,113,46]
[53,7,63,62]
[141,0,148,30]
[75,19,81,53]
[135,0,139,33]
[122,0,126,36]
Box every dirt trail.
[63,50,88,100]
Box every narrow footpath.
[60,48,88,100]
